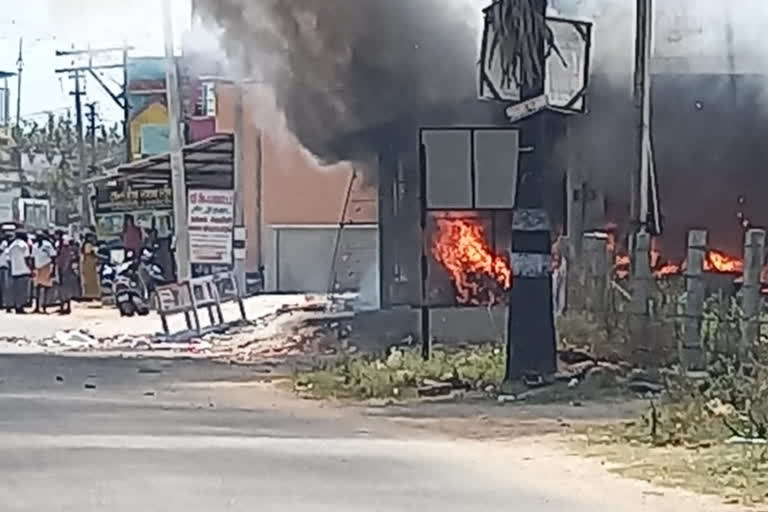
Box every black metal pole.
[419,135,431,360]
[504,0,557,384]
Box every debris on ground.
[0,295,356,370]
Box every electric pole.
[55,46,133,164]
[122,44,131,162]
[163,0,191,282]
[629,0,654,362]
[15,38,22,132]
[85,102,98,174]
[232,79,246,292]
[504,0,558,384]
[634,0,653,231]
[70,70,90,227]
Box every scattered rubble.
[0,295,357,370]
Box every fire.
[704,249,744,274]
[654,262,681,278]
[601,222,751,279]
[431,218,512,305]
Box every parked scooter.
[113,248,165,317]
[113,250,148,317]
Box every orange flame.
[431,218,512,305]
[654,262,681,278]
[704,250,744,274]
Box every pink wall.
[214,83,378,269]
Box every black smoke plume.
[192,0,481,163]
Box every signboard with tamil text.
[188,189,234,265]
[94,183,173,214]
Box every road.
[0,294,305,342]
[0,356,733,512]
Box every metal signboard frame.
[418,126,520,357]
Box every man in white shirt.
[0,234,10,312]
[8,231,32,314]
[32,231,57,314]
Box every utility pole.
[629,0,654,359]
[56,46,134,224]
[15,38,22,131]
[70,70,90,226]
[636,0,652,231]
[55,46,133,164]
[163,0,191,282]
[631,0,653,234]
[504,0,557,384]
[122,44,132,162]
[85,102,98,174]
[232,79,246,292]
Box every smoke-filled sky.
[189,0,768,162]
[192,0,483,162]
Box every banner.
[188,189,234,265]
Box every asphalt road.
[0,356,729,512]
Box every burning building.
[188,0,768,314]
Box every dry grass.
[575,427,768,508]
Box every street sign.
[505,94,549,123]
[479,9,592,114]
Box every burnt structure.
[329,100,509,309]
[418,126,519,358]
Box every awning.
[86,133,234,190]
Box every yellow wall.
[130,102,169,159]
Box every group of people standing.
[0,227,101,315]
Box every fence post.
[583,234,609,315]
[682,230,707,370]
[741,228,766,360]
[630,231,652,364]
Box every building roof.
[87,133,234,190]
[0,71,16,79]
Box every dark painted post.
[504,0,557,384]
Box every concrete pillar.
[681,230,707,370]
[741,228,765,360]
[583,234,609,315]
[629,231,652,364]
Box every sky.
[0,0,191,125]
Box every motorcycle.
[113,248,165,317]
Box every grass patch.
[577,425,768,507]
[292,343,631,403]
[294,345,505,400]
[574,370,768,508]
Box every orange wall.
[215,83,377,268]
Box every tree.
[13,112,124,224]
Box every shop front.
[93,183,174,241]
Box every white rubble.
[0,294,352,364]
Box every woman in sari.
[80,233,101,301]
